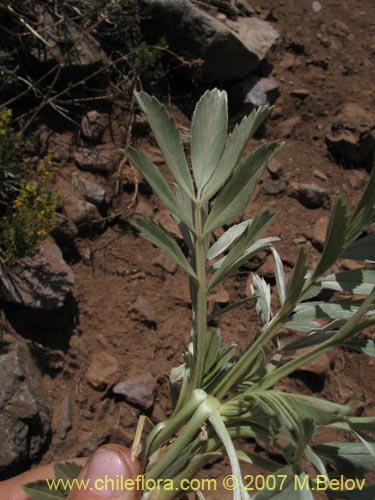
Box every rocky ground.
[1,0,375,498]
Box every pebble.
[312,1,322,13]
[290,89,310,100]
[131,296,156,325]
[288,182,331,209]
[86,352,119,390]
[262,179,287,195]
[311,215,330,250]
[113,372,156,410]
[267,159,283,179]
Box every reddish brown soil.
[4,0,375,498]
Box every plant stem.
[190,202,208,392]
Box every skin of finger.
[67,445,142,500]
[0,458,88,500]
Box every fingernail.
[84,447,129,498]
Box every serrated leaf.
[201,106,273,201]
[124,146,193,230]
[135,92,194,198]
[203,142,282,235]
[23,481,68,500]
[133,217,197,279]
[342,232,375,262]
[54,461,83,481]
[251,274,272,324]
[191,89,228,192]
[343,339,375,356]
[207,220,251,260]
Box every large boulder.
[0,239,74,310]
[0,342,50,478]
[140,0,278,82]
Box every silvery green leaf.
[209,410,252,500]
[211,237,279,271]
[314,442,375,472]
[283,246,308,308]
[304,446,328,476]
[124,146,193,230]
[343,339,375,357]
[312,198,348,278]
[281,320,344,351]
[271,247,286,305]
[133,218,197,279]
[284,319,320,332]
[208,211,277,290]
[204,329,221,373]
[135,91,194,198]
[292,300,367,321]
[201,106,273,201]
[191,89,228,192]
[253,470,314,500]
[207,220,251,260]
[235,450,281,472]
[280,393,350,425]
[251,274,272,324]
[203,142,282,235]
[319,269,375,295]
[342,233,375,262]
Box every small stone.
[152,254,178,274]
[348,170,367,189]
[81,111,108,143]
[310,216,329,250]
[288,182,331,209]
[216,13,227,21]
[312,1,322,13]
[279,52,296,71]
[53,396,72,440]
[73,145,121,173]
[229,76,279,112]
[267,159,283,179]
[52,213,78,248]
[274,116,302,139]
[154,211,182,240]
[86,352,119,390]
[64,195,101,230]
[134,198,154,218]
[113,372,156,410]
[131,296,156,325]
[290,88,310,100]
[313,169,328,181]
[262,179,287,195]
[73,174,106,207]
[300,352,330,375]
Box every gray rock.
[86,352,119,391]
[73,145,121,174]
[262,179,286,195]
[290,88,310,100]
[52,213,79,248]
[140,0,278,82]
[288,182,331,209]
[72,174,106,207]
[0,238,74,310]
[326,103,375,167]
[113,372,156,410]
[81,111,108,143]
[229,76,279,112]
[0,342,50,476]
[64,194,101,230]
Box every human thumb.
[67,444,142,500]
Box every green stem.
[190,202,208,392]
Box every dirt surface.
[3,0,375,498]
